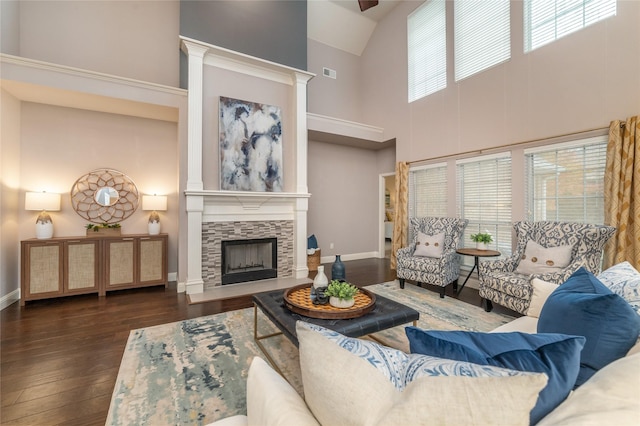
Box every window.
[408,0,446,102]
[457,153,513,261]
[409,163,448,218]
[524,0,616,52]
[525,136,607,224]
[454,0,510,81]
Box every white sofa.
[210,263,640,426]
[210,329,639,426]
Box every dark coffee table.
[253,288,419,374]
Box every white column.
[294,72,311,194]
[185,194,204,294]
[294,196,309,278]
[181,39,208,294]
[182,40,208,192]
[293,72,313,278]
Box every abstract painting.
[219,96,283,192]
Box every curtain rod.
[407,125,609,165]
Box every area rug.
[106,281,514,425]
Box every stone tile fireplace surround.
[203,221,294,288]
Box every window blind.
[409,163,448,218]
[525,136,607,224]
[524,0,617,52]
[454,0,510,82]
[408,0,447,102]
[457,153,512,261]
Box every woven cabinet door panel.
[139,238,164,283]
[66,241,97,290]
[28,244,62,294]
[107,240,135,286]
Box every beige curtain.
[604,115,640,269]
[391,162,409,269]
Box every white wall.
[306,37,398,262]
[0,0,186,306]
[307,38,363,123]
[201,66,295,191]
[0,89,22,307]
[361,0,640,162]
[377,145,396,173]
[0,0,19,55]
[18,103,180,274]
[307,140,394,260]
[17,0,180,87]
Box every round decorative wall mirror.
[94,187,120,206]
[70,169,139,224]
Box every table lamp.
[142,195,167,235]
[25,192,61,239]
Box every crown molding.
[180,36,315,87]
[1,54,186,97]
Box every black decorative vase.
[331,255,346,281]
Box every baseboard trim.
[1,288,20,310]
[320,251,378,264]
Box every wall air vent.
[322,67,337,79]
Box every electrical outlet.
[330,243,334,249]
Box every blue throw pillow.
[538,267,640,387]
[406,327,585,425]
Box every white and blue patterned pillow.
[300,322,535,391]
[597,261,640,316]
[297,321,547,426]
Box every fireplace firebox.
[221,238,278,285]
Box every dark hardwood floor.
[0,257,515,425]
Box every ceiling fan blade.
[358,0,379,12]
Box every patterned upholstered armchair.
[396,217,468,298]
[479,221,616,314]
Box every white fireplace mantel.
[185,190,311,202]
[185,190,311,222]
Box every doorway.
[379,173,395,259]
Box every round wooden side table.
[455,248,501,295]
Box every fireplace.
[181,38,313,294]
[221,238,278,285]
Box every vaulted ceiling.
[308,0,401,56]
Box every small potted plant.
[325,280,359,309]
[471,231,493,250]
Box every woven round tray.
[283,284,376,319]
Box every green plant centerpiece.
[470,231,493,250]
[325,280,359,309]
[86,223,122,236]
[86,223,121,231]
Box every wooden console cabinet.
[21,234,168,305]
[103,235,168,291]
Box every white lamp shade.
[142,195,167,211]
[25,192,61,211]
